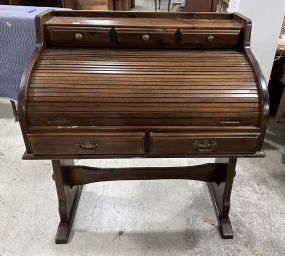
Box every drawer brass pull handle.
[142,34,150,42]
[208,35,215,43]
[193,139,217,152]
[75,33,83,40]
[75,141,98,150]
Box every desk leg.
[52,160,83,244]
[207,157,237,239]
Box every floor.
[0,98,285,256]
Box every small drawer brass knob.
[75,33,83,40]
[208,35,215,43]
[142,34,150,42]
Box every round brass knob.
[208,35,215,43]
[75,33,83,40]
[142,34,150,42]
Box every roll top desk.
[18,11,269,244]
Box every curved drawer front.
[150,133,259,155]
[28,133,145,155]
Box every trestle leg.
[52,160,83,244]
[207,158,237,239]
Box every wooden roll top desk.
[18,11,269,244]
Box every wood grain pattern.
[61,163,229,185]
[29,132,145,155]
[115,28,177,46]
[47,26,112,46]
[150,133,258,154]
[180,29,241,48]
[26,48,260,129]
[45,17,242,30]
[17,11,269,243]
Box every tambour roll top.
[18,11,269,158]
[29,49,259,127]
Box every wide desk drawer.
[29,133,145,155]
[150,133,258,155]
[180,30,240,48]
[47,26,112,46]
[115,28,177,46]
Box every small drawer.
[47,26,112,46]
[115,28,177,46]
[180,30,241,48]
[29,133,145,155]
[150,133,258,155]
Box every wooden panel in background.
[184,0,216,12]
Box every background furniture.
[268,19,285,122]
[108,0,135,10]
[184,0,217,12]
[154,0,171,12]
[274,55,285,122]
[18,11,268,244]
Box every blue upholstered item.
[0,6,61,101]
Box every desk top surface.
[46,16,242,30]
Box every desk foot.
[55,185,82,244]
[208,182,234,239]
[208,158,237,239]
[52,160,83,244]
[219,218,234,239]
